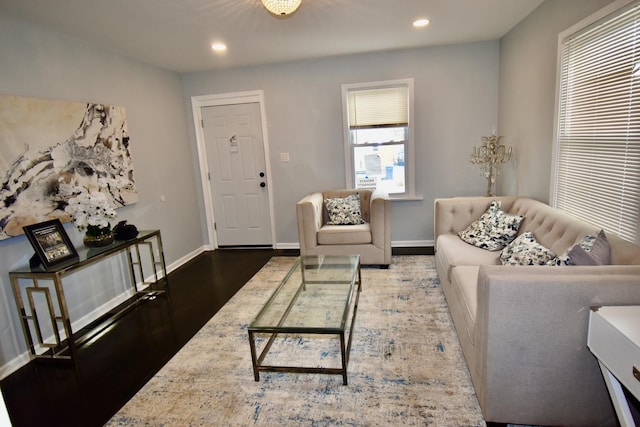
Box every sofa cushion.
[458,201,524,251]
[436,234,501,281]
[324,193,365,225]
[500,232,556,266]
[317,224,372,245]
[451,266,480,347]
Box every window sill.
[388,195,424,202]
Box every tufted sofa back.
[509,198,596,257]
[433,196,517,243]
[434,196,640,265]
[508,197,640,265]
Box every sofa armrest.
[296,192,324,253]
[474,264,640,425]
[370,189,390,251]
[433,196,518,247]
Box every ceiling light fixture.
[261,0,302,16]
[413,18,430,28]
[211,42,227,52]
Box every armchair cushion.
[318,224,372,245]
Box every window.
[552,1,640,243]
[342,79,414,197]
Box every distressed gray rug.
[106,256,485,426]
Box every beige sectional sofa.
[434,196,640,426]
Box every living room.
[0,0,631,424]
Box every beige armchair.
[296,189,391,267]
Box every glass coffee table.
[248,255,361,385]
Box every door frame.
[191,90,275,249]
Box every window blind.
[347,86,408,129]
[555,2,640,243]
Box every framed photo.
[24,219,79,270]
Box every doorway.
[192,91,274,248]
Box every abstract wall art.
[0,95,138,240]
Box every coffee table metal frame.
[248,255,361,385]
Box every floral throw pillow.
[325,193,366,225]
[458,201,524,251]
[500,232,557,266]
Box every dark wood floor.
[0,249,280,427]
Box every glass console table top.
[11,230,161,274]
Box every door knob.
[260,182,266,188]
[259,172,265,177]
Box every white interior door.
[201,102,272,247]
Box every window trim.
[341,79,416,199]
[550,0,640,243]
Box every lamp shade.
[261,0,302,16]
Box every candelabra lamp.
[469,130,512,197]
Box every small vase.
[84,226,115,248]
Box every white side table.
[588,306,640,427]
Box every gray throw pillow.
[547,233,597,266]
[568,229,611,265]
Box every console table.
[9,230,169,362]
[588,306,640,427]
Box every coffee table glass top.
[249,255,360,332]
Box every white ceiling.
[0,0,544,74]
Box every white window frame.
[550,0,640,243]
[341,79,416,199]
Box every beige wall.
[498,0,616,201]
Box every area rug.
[106,256,486,426]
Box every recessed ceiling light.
[211,43,227,52]
[413,19,430,28]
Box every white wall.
[182,41,501,246]
[0,13,203,376]
[498,0,616,201]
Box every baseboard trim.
[275,242,299,250]
[276,240,434,250]
[392,240,433,247]
[166,246,207,274]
